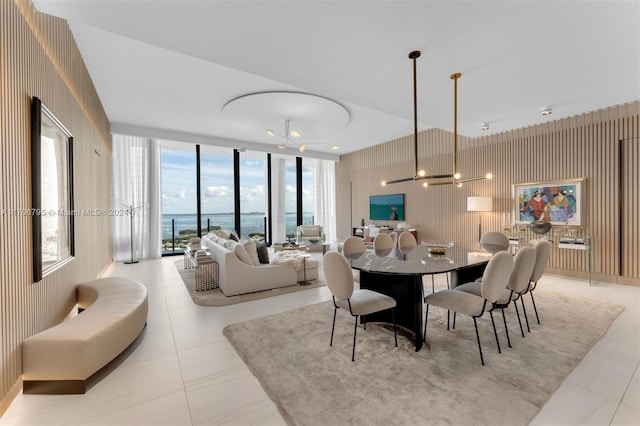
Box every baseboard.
[22,380,86,394]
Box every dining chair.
[455,246,536,347]
[524,239,551,327]
[323,251,398,361]
[479,231,510,254]
[424,251,513,365]
[388,231,399,247]
[373,233,394,254]
[342,236,366,283]
[398,231,417,249]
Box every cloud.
[162,189,189,201]
[203,185,231,197]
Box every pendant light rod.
[410,50,420,178]
[451,72,461,178]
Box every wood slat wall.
[1,0,113,413]
[337,102,639,285]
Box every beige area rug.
[175,258,326,307]
[223,289,623,425]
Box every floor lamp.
[467,196,493,242]
[123,203,143,264]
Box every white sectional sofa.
[202,232,318,296]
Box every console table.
[557,236,594,286]
[352,227,417,240]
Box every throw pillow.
[229,232,239,242]
[241,239,260,266]
[256,242,270,264]
[232,243,254,266]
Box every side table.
[299,254,312,286]
[193,250,219,291]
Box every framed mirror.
[31,97,75,282]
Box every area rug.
[175,259,326,307]
[223,288,623,425]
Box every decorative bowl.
[422,241,454,254]
[528,221,552,235]
[308,238,320,244]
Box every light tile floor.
[2,254,639,425]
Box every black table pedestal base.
[360,271,424,351]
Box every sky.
[160,142,314,215]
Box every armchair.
[296,225,326,245]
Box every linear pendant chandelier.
[381,51,492,187]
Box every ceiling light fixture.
[266,119,306,152]
[481,123,490,130]
[381,51,493,187]
[541,108,552,116]
[265,120,340,153]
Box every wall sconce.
[467,196,493,241]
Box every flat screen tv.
[370,193,405,221]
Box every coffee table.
[304,242,330,254]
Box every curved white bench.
[22,277,148,394]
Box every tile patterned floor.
[2,254,639,425]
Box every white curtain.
[113,135,162,261]
[270,157,287,243]
[312,159,337,242]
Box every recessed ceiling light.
[541,108,552,116]
[481,123,490,130]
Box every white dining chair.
[523,239,551,328]
[424,251,513,365]
[455,246,536,347]
[373,233,394,255]
[398,231,417,249]
[342,236,366,283]
[323,251,398,361]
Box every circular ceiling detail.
[222,91,350,139]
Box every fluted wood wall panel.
[337,102,639,285]
[1,0,112,413]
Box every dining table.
[346,244,492,351]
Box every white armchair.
[296,225,325,245]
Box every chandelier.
[381,51,492,187]
[266,119,340,153]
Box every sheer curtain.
[113,134,162,261]
[270,157,287,243]
[312,159,336,242]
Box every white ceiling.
[33,0,640,160]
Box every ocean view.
[162,212,313,242]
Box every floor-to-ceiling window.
[302,159,315,226]
[159,140,331,254]
[200,145,235,236]
[239,151,266,241]
[160,141,197,253]
[284,158,298,240]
